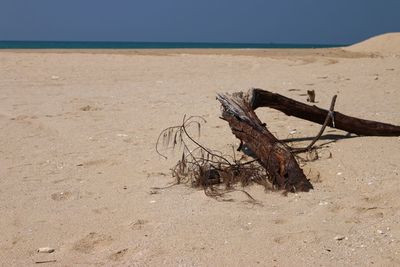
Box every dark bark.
[216,88,399,192]
[217,92,313,192]
[250,88,400,136]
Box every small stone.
[37,247,55,253]
[377,229,384,234]
[334,235,345,241]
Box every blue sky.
[1,0,399,44]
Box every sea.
[0,41,344,49]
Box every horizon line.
[0,40,348,46]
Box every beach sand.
[1,34,400,266]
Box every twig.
[35,260,57,264]
[291,95,337,153]
[181,115,233,166]
[155,125,181,159]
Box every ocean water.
[0,41,344,49]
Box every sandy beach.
[1,33,400,266]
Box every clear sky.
[1,0,400,44]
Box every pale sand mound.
[344,32,400,55]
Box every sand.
[1,34,400,266]
[345,32,400,56]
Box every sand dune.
[345,32,400,55]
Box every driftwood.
[217,92,313,192]
[307,90,316,103]
[157,88,399,197]
[250,88,400,136]
[217,89,400,192]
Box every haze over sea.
[0,41,344,49]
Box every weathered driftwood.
[217,92,313,192]
[250,88,400,136]
[217,89,400,192]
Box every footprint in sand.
[51,191,73,201]
[72,232,113,254]
[79,105,102,111]
[92,207,109,214]
[10,115,38,121]
[109,248,129,261]
[77,159,109,167]
[273,231,317,245]
[272,218,287,225]
[130,219,149,230]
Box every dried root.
[156,115,273,203]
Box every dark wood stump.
[217,92,313,192]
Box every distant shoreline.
[0,41,345,49]
[0,47,370,60]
